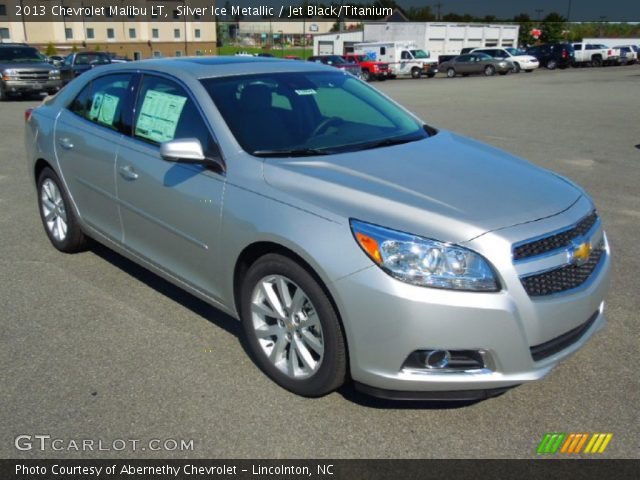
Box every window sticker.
[88,92,120,126]
[135,89,187,143]
[294,89,317,96]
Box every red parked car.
[342,53,391,81]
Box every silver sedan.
[25,57,610,400]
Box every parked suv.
[60,51,112,85]
[342,53,390,81]
[526,43,575,69]
[0,44,61,100]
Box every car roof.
[89,56,331,79]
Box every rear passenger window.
[133,75,217,156]
[68,74,133,132]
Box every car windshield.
[0,47,45,63]
[505,48,526,56]
[201,71,428,156]
[410,49,430,59]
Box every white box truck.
[353,41,438,78]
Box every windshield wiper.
[357,135,421,151]
[252,148,330,158]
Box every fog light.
[424,350,451,369]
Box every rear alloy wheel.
[512,62,521,73]
[411,67,421,79]
[241,254,347,397]
[37,167,87,253]
[361,69,371,82]
[591,56,603,67]
[547,59,557,70]
[446,67,456,78]
[484,65,496,76]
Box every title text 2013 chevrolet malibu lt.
[25,57,610,400]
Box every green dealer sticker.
[135,89,187,143]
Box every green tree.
[71,44,79,53]
[514,13,534,47]
[540,12,567,43]
[44,42,57,56]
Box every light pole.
[535,8,543,20]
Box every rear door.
[54,72,135,241]
[115,73,226,298]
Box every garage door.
[318,41,334,55]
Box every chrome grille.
[513,211,598,261]
[521,241,605,297]
[16,70,51,81]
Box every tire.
[546,59,557,70]
[484,65,496,76]
[512,62,521,73]
[0,85,7,101]
[410,67,421,79]
[361,69,371,82]
[37,167,87,253]
[591,55,603,67]
[240,254,347,397]
[446,67,456,78]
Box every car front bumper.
[332,215,611,398]
[3,79,62,94]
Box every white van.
[354,41,438,78]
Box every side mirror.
[160,138,224,171]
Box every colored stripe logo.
[537,433,613,454]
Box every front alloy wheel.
[241,254,347,397]
[251,275,324,379]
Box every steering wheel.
[310,117,344,137]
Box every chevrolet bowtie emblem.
[571,241,592,266]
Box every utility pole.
[434,2,442,21]
[535,9,543,21]
[566,0,572,21]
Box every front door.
[115,74,225,298]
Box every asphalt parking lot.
[1,65,639,459]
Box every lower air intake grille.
[530,310,599,362]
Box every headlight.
[49,69,60,77]
[499,61,507,66]
[350,220,499,291]
[2,69,18,79]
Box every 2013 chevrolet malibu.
[25,57,610,400]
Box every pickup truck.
[341,54,391,81]
[571,43,620,67]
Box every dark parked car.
[438,53,513,78]
[526,43,575,70]
[307,55,361,78]
[0,44,61,100]
[60,51,111,85]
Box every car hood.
[0,61,54,70]
[263,130,582,244]
[513,55,539,62]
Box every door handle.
[118,165,139,181]
[58,138,74,150]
